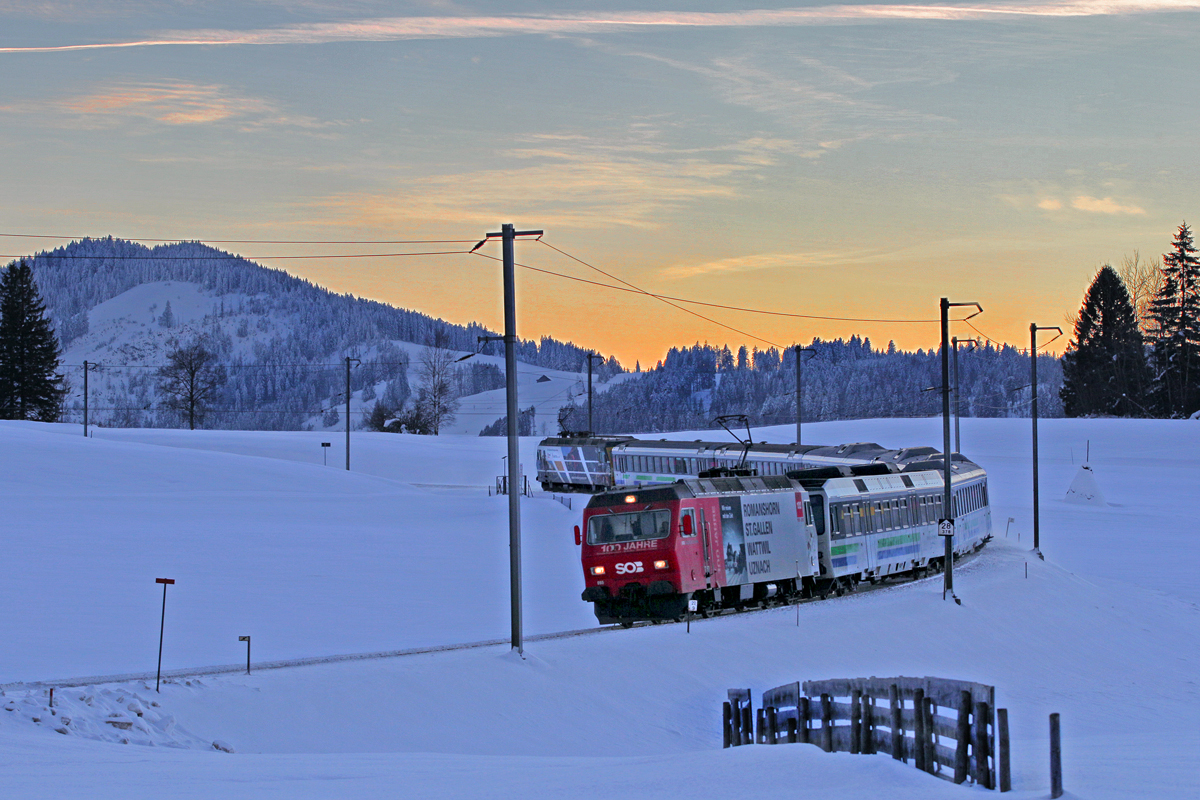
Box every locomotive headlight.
[653,560,669,570]
[624,495,637,504]
[591,566,606,576]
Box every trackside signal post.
[940,298,981,603]
[473,224,542,655]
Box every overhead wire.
[9,251,471,260]
[0,233,477,244]
[537,239,954,325]
[471,248,786,350]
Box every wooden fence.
[724,676,1008,791]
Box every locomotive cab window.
[810,496,826,536]
[588,510,672,545]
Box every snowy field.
[1,417,1197,798]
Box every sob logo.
[615,561,645,575]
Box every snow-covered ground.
[1,417,1197,798]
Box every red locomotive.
[577,475,820,624]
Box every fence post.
[1050,713,1063,798]
[757,707,766,744]
[741,704,753,745]
[923,697,937,774]
[767,706,778,744]
[787,716,798,744]
[912,689,926,771]
[997,708,1011,792]
[723,701,733,749]
[850,689,862,754]
[820,693,833,752]
[974,701,992,788]
[954,690,971,784]
[799,697,811,745]
[866,695,877,754]
[890,684,903,761]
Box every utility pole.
[795,347,815,445]
[83,360,90,437]
[1030,323,1062,559]
[940,298,982,603]
[586,352,603,434]
[345,356,359,470]
[474,223,542,656]
[951,337,979,454]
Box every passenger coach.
[576,455,992,624]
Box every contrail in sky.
[2,1,1198,53]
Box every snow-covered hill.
[1,417,1196,798]
[23,238,622,433]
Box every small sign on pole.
[321,442,331,466]
[938,519,955,538]
[239,635,251,675]
[154,578,175,692]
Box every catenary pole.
[477,223,542,655]
[795,347,815,445]
[940,300,982,602]
[83,360,89,437]
[941,299,954,600]
[1030,323,1061,558]
[346,356,351,470]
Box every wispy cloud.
[3,3,1200,53]
[1071,195,1146,215]
[0,81,344,131]
[660,248,889,279]
[999,188,1146,215]
[304,140,757,231]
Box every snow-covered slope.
[1,417,1197,798]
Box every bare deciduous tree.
[157,340,227,430]
[1117,250,1164,336]
[415,330,459,435]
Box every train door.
[679,508,707,592]
[698,508,714,588]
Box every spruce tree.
[1060,266,1150,416]
[0,260,65,421]
[1148,222,1200,417]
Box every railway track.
[4,545,985,691]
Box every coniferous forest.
[24,226,1200,431]
[1059,222,1200,420]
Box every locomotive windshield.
[587,510,671,545]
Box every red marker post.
[155,578,175,692]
